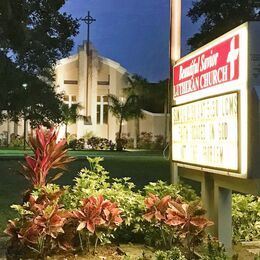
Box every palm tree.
[126,74,168,147]
[61,103,86,139]
[108,94,143,151]
[125,74,148,148]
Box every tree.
[5,71,64,127]
[125,74,168,147]
[125,74,167,113]
[61,103,86,139]
[0,0,79,125]
[187,0,260,50]
[108,94,143,151]
[0,0,79,80]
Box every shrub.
[138,132,153,149]
[155,247,187,260]
[232,193,260,242]
[72,195,123,253]
[151,135,165,150]
[0,131,8,146]
[6,144,221,259]
[87,136,115,150]
[68,138,85,150]
[20,127,74,188]
[200,235,227,260]
[66,133,77,143]
[120,133,134,149]
[86,136,100,150]
[144,180,199,202]
[9,133,24,148]
[61,157,145,243]
[82,131,95,140]
[5,184,69,258]
[143,194,213,258]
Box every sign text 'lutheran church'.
[172,22,260,178]
[174,35,239,97]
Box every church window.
[97,96,108,125]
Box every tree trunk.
[23,116,26,151]
[118,117,123,140]
[6,118,10,147]
[65,123,68,139]
[116,117,123,151]
[134,118,140,149]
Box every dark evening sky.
[62,0,199,82]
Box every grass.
[0,149,170,233]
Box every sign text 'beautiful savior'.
[173,35,240,97]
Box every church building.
[55,41,167,141]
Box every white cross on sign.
[227,37,239,80]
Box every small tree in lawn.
[108,94,143,151]
[61,103,86,139]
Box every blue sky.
[62,0,199,82]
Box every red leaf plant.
[165,200,214,257]
[165,200,214,231]
[5,189,69,256]
[73,195,123,234]
[20,126,74,188]
[143,194,172,222]
[143,194,214,255]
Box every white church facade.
[55,42,168,142]
[0,42,168,145]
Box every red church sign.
[173,34,240,97]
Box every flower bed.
[4,127,227,259]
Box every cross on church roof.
[81,11,96,25]
[80,11,96,55]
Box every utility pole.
[80,12,96,119]
[170,0,181,184]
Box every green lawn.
[0,150,170,233]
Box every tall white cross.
[227,37,239,80]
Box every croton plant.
[143,193,214,256]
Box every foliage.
[72,195,123,253]
[232,193,260,242]
[144,180,199,202]
[141,181,198,249]
[119,132,165,151]
[9,81,64,128]
[138,132,153,149]
[9,133,24,148]
[68,138,85,150]
[187,0,260,50]
[126,74,168,113]
[151,135,165,150]
[200,235,227,260]
[143,194,213,258]
[73,195,123,233]
[87,137,115,150]
[155,247,187,260]
[0,0,79,80]
[20,127,74,188]
[5,184,68,257]
[61,157,145,243]
[108,94,143,150]
[61,103,86,138]
[6,154,223,258]
[82,131,95,140]
[165,199,213,257]
[0,58,64,125]
[0,0,79,123]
